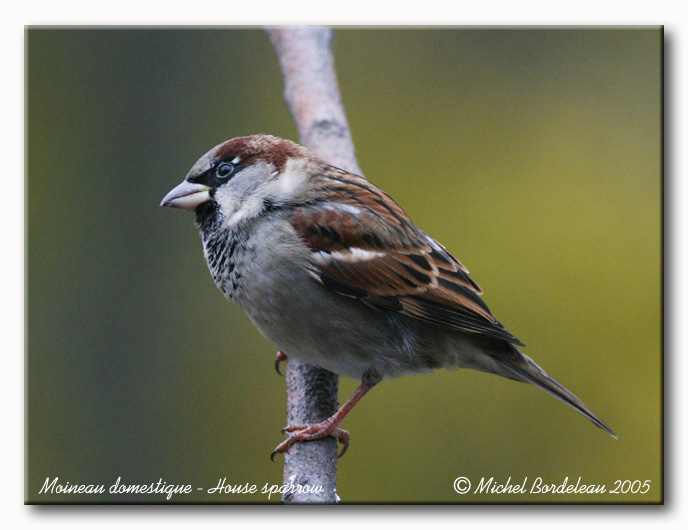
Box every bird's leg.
[271,383,369,460]
[274,351,288,376]
[271,369,381,460]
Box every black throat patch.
[194,201,248,298]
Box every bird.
[161,134,616,458]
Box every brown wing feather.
[290,170,524,346]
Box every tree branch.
[266,25,361,504]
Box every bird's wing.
[288,172,524,346]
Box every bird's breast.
[201,226,252,299]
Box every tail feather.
[490,350,617,439]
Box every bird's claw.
[270,422,351,461]
[274,351,287,376]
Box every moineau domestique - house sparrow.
[161,134,616,458]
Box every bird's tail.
[488,348,617,439]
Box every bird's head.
[161,135,316,228]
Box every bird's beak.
[160,181,211,211]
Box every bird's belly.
[233,268,427,381]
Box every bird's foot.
[274,351,287,376]
[270,420,351,461]
[270,379,374,461]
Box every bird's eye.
[216,162,235,178]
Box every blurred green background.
[27,28,661,503]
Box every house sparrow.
[161,134,616,457]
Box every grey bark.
[266,25,362,504]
